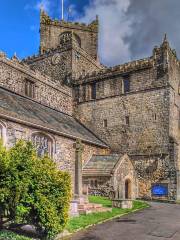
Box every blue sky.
[1,1,180,66]
[0,0,89,59]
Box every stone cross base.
[112,199,133,209]
[70,195,89,217]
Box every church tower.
[40,10,99,60]
[24,10,102,85]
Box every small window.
[154,113,157,121]
[25,79,35,98]
[103,119,108,128]
[122,76,130,93]
[82,69,86,76]
[82,85,86,101]
[90,180,94,187]
[90,83,96,100]
[75,87,80,102]
[125,116,130,126]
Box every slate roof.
[83,154,122,176]
[0,86,107,147]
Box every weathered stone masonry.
[0,52,73,115]
[0,11,180,201]
[74,37,180,200]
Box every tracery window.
[32,133,53,158]
[0,125,2,140]
[0,121,7,146]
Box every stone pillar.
[73,139,84,197]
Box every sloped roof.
[0,86,107,147]
[83,154,122,176]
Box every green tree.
[0,140,71,239]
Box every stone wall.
[25,44,102,85]
[167,45,180,200]
[76,88,169,154]
[72,47,102,79]
[0,53,73,115]
[24,43,73,85]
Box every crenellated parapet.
[73,57,154,84]
[40,10,98,32]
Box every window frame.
[25,79,35,98]
[31,132,54,158]
[90,82,96,100]
[122,75,130,94]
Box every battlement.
[73,57,154,84]
[40,10,98,32]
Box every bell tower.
[40,10,99,60]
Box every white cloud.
[77,0,133,66]
[24,0,51,13]
[35,0,51,13]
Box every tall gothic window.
[90,83,96,100]
[122,76,130,94]
[0,121,6,146]
[32,133,53,158]
[25,79,35,98]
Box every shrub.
[0,140,71,239]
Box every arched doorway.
[125,179,131,199]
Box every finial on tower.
[163,33,168,43]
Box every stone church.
[0,10,180,201]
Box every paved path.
[67,202,180,240]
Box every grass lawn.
[66,196,149,233]
[0,230,33,240]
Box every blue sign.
[152,184,168,196]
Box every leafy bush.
[0,230,33,240]
[0,140,71,239]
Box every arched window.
[59,32,72,45]
[31,132,53,158]
[0,121,7,146]
[59,32,81,48]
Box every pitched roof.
[0,86,107,147]
[83,154,122,176]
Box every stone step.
[78,203,103,210]
[78,206,112,215]
[78,209,93,215]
